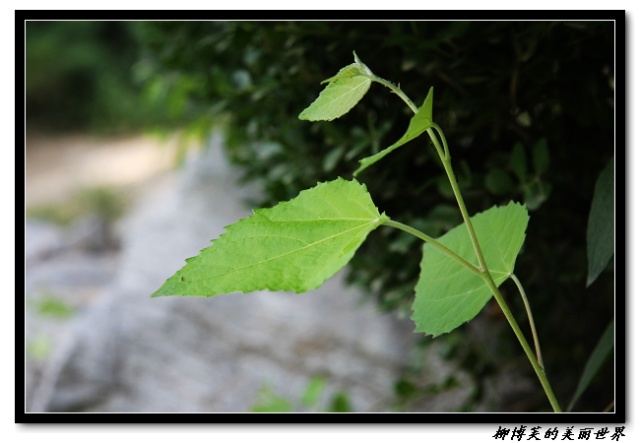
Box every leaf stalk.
[369,75,419,114]
[383,219,481,275]
[433,125,561,412]
[510,273,545,368]
[481,274,562,412]
[380,79,562,412]
[338,59,562,412]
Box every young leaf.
[320,64,363,84]
[485,169,515,195]
[152,178,388,297]
[586,157,614,286]
[298,63,371,121]
[412,202,529,337]
[354,87,434,176]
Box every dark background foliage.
[25,21,175,134]
[27,20,616,412]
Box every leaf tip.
[298,109,312,121]
[150,286,169,298]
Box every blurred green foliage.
[134,21,615,412]
[26,21,176,134]
[27,336,53,361]
[26,186,128,226]
[28,293,76,319]
[250,377,352,412]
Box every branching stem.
[481,274,562,412]
[369,75,419,114]
[375,73,563,412]
[426,128,489,273]
[510,273,544,368]
[433,127,561,412]
[383,219,481,275]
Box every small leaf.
[568,320,614,411]
[298,64,371,121]
[485,169,515,195]
[29,295,76,319]
[327,392,352,412]
[412,202,529,337]
[152,178,388,297]
[509,142,528,182]
[533,138,550,175]
[524,181,551,211]
[586,157,614,286]
[250,386,294,412]
[354,87,434,176]
[394,379,418,399]
[301,377,327,408]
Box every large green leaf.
[298,63,371,121]
[412,202,529,336]
[354,88,434,176]
[586,157,614,286]
[152,178,388,297]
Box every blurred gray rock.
[25,218,121,409]
[25,220,65,262]
[28,136,435,413]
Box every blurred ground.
[26,132,178,206]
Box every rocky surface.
[28,135,476,413]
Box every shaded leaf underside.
[412,202,529,336]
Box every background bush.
[26,21,175,134]
[111,21,615,411]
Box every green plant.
[137,26,615,411]
[250,377,352,413]
[152,53,611,413]
[26,186,128,226]
[28,293,76,319]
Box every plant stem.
[370,76,419,114]
[481,274,562,412]
[426,128,489,272]
[388,213,562,411]
[383,219,481,275]
[377,77,562,411]
[431,129,561,411]
[432,128,561,411]
[510,273,544,368]
[431,123,451,160]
